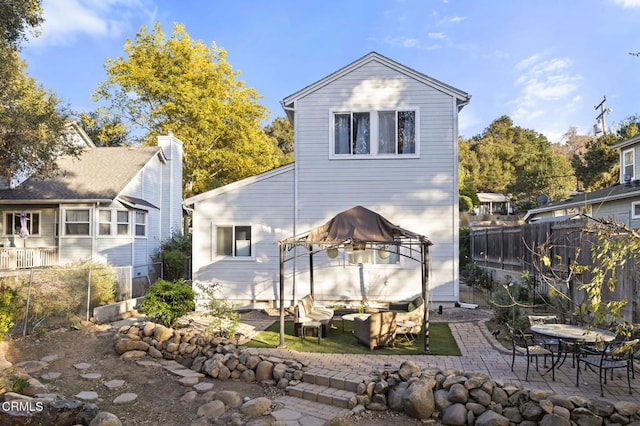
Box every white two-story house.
[0,125,183,288]
[185,52,470,307]
[525,133,640,226]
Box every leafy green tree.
[94,22,287,197]
[265,116,294,163]
[0,0,43,49]
[572,133,619,191]
[459,116,574,211]
[76,109,129,147]
[0,47,81,185]
[0,0,79,185]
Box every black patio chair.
[576,338,639,397]
[507,323,555,381]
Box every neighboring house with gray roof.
[524,133,640,226]
[0,127,183,283]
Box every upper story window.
[215,225,252,258]
[4,212,40,236]
[64,209,90,236]
[622,148,635,182]
[332,109,418,158]
[99,209,130,236]
[135,211,147,237]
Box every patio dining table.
[529,323,616,344]
[529,323,616,372]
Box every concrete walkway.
[243,315,639,424]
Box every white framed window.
[98,209,130,236]
[215,225,252,258]
[327,244,400,266]
[134,211,147,237]
[4,212,40,236]
[632,201,640,219]
[64,209,90,236]
[98,210,111,235]
[331,108,418,158]
[334,112,370,155]
[622,148,635,182]
[117,211,130,235]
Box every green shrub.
[459,227,472,271]
[490,281,529,328]
[459,195,473,212]
[462,262,493,290]
[154,231,192,282]
[140,279,195,327]
[195,282,239,338]
[161,250,188,282]
[0,284,19,341]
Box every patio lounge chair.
[294,294,334,337]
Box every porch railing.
[0,247,58,270]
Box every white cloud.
[384,36,442,50]
[611,0,640,7]
[511,54,582,117]
[509,53,583,142]
[450,16,465,23]
[428,32,447,40]
[30,0,155,46]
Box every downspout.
[93,202,98,262]
[281,101,297,306]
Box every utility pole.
[594,96,612,135]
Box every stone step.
[286,382,357,409]
[285,367,371,410]
[302,367,369,393]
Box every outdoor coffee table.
[340,313,370,332]
[300,320,322,344]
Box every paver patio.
[244,316,639,404]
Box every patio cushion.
[294,294,334,337]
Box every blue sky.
[21,0,640,143]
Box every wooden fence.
[469,218,639,323]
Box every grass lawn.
[246,320,461,355]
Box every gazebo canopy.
[277,205,434,353]
[283,205,432,247]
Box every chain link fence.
[1,265,135,337]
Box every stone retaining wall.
[116,321,640,424]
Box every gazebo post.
[278,242,286,348]
[421,241,430,354]
[309,244,314,299]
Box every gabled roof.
[281,51,471,118]
[183,163,294,205]
[524,182,640,221]
[0,146,162,204]
[611,133,640,150]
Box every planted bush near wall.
[139,279,195,327]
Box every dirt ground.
[3,308,491,425]
[4,324,281,425]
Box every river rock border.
[115,321,640,425]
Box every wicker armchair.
[353,311,397,350]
